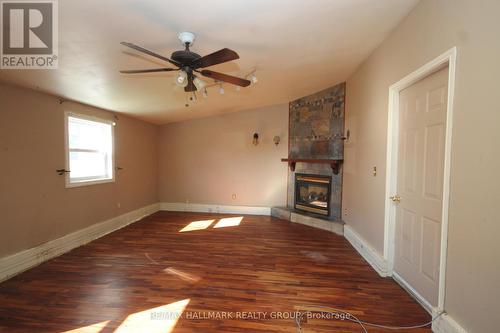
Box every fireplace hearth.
[294,174,331,216]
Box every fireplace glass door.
[294,174,331,216]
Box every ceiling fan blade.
[120,68,177,74]
[184,77,197,92]
[201,70,251,87]
[120,42,181,67]
[190,48,239,69]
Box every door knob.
[390,195,401,203]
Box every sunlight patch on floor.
[213,216,243,229]
[62,320,111,333]
[60,299,190,333]
[179,220,215,232]
[179,217,244,232]
[114,299,190,333]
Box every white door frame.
[383,47,457,314]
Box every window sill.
[66,178,115,188]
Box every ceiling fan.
[120,32,251,92]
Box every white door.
[393,67,448,307]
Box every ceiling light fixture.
[250,74,258,84]
[120,33,251,96]
[193,77,206,90]
[176,70,188,87]
[178,31,196,46]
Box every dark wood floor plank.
[0,212,431,332]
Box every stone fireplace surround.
[272,82,345,234]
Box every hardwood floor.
[0,212,431,332]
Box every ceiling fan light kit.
[175,70,188,87]
[120,32,252,99]
[193,77,207,90]
[250,74,258,84]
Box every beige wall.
[0,83,159,257]
[343,0,500,331]
[158,104,288,207]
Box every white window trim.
[64,111,115,188]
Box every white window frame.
[64,111,115,188]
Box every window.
[65,112,114,187]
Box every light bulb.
[176,70,188,87]
[202,88,208,98]
[193,77,206,90]
[250,74,258,84]
[219,85,225,95]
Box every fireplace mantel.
[281,158,343,174]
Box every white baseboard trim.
[344,225,389,277]
[160,202,271,216]
[0,203,160,282]
[432,313,468,333]
[393,272,433,314]
[343,227,467,333]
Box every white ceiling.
[0,0,419,124]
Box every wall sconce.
[273,135,281,146]
[253,133,259,146]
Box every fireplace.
[294,174,331,216]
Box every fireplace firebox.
[294,174,331,216]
